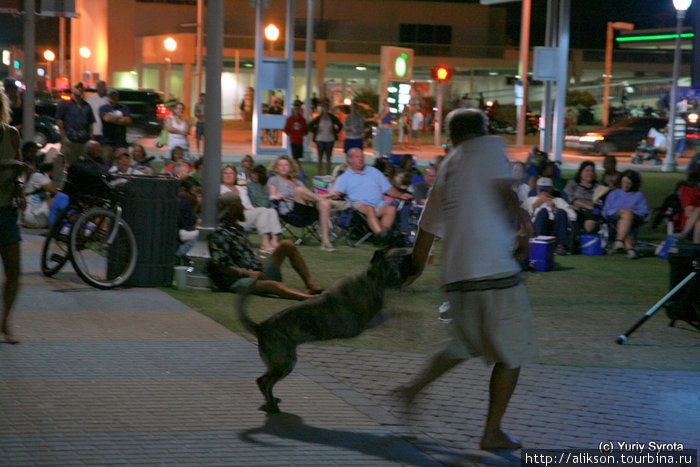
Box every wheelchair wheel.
[40,205,79,276]
[69,207,137,289]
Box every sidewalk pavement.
[2,232,699,466]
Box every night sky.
[0,0,696,50]
[411,0,694,49]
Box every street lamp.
[264,24,279,52]
[602,22,634,128]
[164,37,177,100]
[79,46,90,83]
[664,0,692,172]
[43,49,55,90]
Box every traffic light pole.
[434,81,443,147]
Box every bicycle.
[41,180,138,289]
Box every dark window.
[399,24,452,45]
[135,0,196,4]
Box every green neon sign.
[394,53,408,78]
[616,33,694,43]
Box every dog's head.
[368,247,416,288]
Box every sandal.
[320,243,336,252]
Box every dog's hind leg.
[256,344,298,414]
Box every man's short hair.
[107,89,119,98]
[346,147,362,157]
[446,108,489,143]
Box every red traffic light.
[431,66,451,81]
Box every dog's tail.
[235,280,261,337]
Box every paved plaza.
[1,231,698,466]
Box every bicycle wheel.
[40,205,79,276]
[69,207,138,289]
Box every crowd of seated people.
[514,157,662,259]
[32,130,695,291]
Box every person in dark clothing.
[55,82,95,165]
[176,178,201,262]
[99,89,132,163]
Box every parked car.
[108,88,167,137]
[565,117,667,154]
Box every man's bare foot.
[480,430,522,451]
[2,332,19,344]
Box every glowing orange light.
[164,37,177,52]
[264,24,280,41]
[436,67,448,80]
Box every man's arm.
[101,106,132,126]
[208,233,264,280]
[386,185,413,201]
[102,113,132,125]
[404,228,435,286]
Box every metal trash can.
[117,175,179,287]
[373,126,393,158]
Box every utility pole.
[22,0,36,145]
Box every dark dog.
[237,247,415,414]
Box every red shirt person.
[283,103,309,161]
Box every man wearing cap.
[397,108,537,451]
[283,102,308,161]
[99,89,132,163]
[207,191,324,301]
[55,82,95,165]
[522,176,576,254]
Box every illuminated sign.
[616,33,693,43]
[394,54,408,78]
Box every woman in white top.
[165,102,191,161]
[267,155,339,252]
[220,164,282,254]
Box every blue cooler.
[580,234,602,256]
[528,236,555,271]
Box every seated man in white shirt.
[522,177,577,255]
[330,147,412,237]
